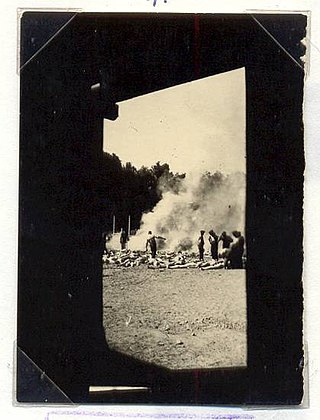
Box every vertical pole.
[112,215,115,234]
[128,215,131,238]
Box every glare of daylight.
[103,67,246,175]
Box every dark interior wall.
[243,18,305,403]
[18,29,106,399]
[18,13,305,404]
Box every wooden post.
[112,215,115,234]
[128,215,131,238]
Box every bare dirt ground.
[102,265,246,370]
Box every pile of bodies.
[102,250,227,270]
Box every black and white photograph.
[17,11,306,405]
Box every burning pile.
[103,250,226,270]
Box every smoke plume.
[128,170,245,252]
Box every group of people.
[198,229,245,269]
[118,227,244,269]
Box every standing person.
[198,230,205,261]
[218,231,233,268]
[208,230,219,261]
[120,228,128,250]
[218,231,233,254]
[229,231,245,269]
[146,231,166,258]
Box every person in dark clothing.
[208,230,219,261]
[146,231,157,258]
[218,231,234,268]
[228,230,245,269]
[218,231,233,249]
[120,228,128,250]
[146,231,166,258]
[198,230,205,261]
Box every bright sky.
[103,67,246,175]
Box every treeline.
[99,152,185,233]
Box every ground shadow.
[89,345,248,404]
